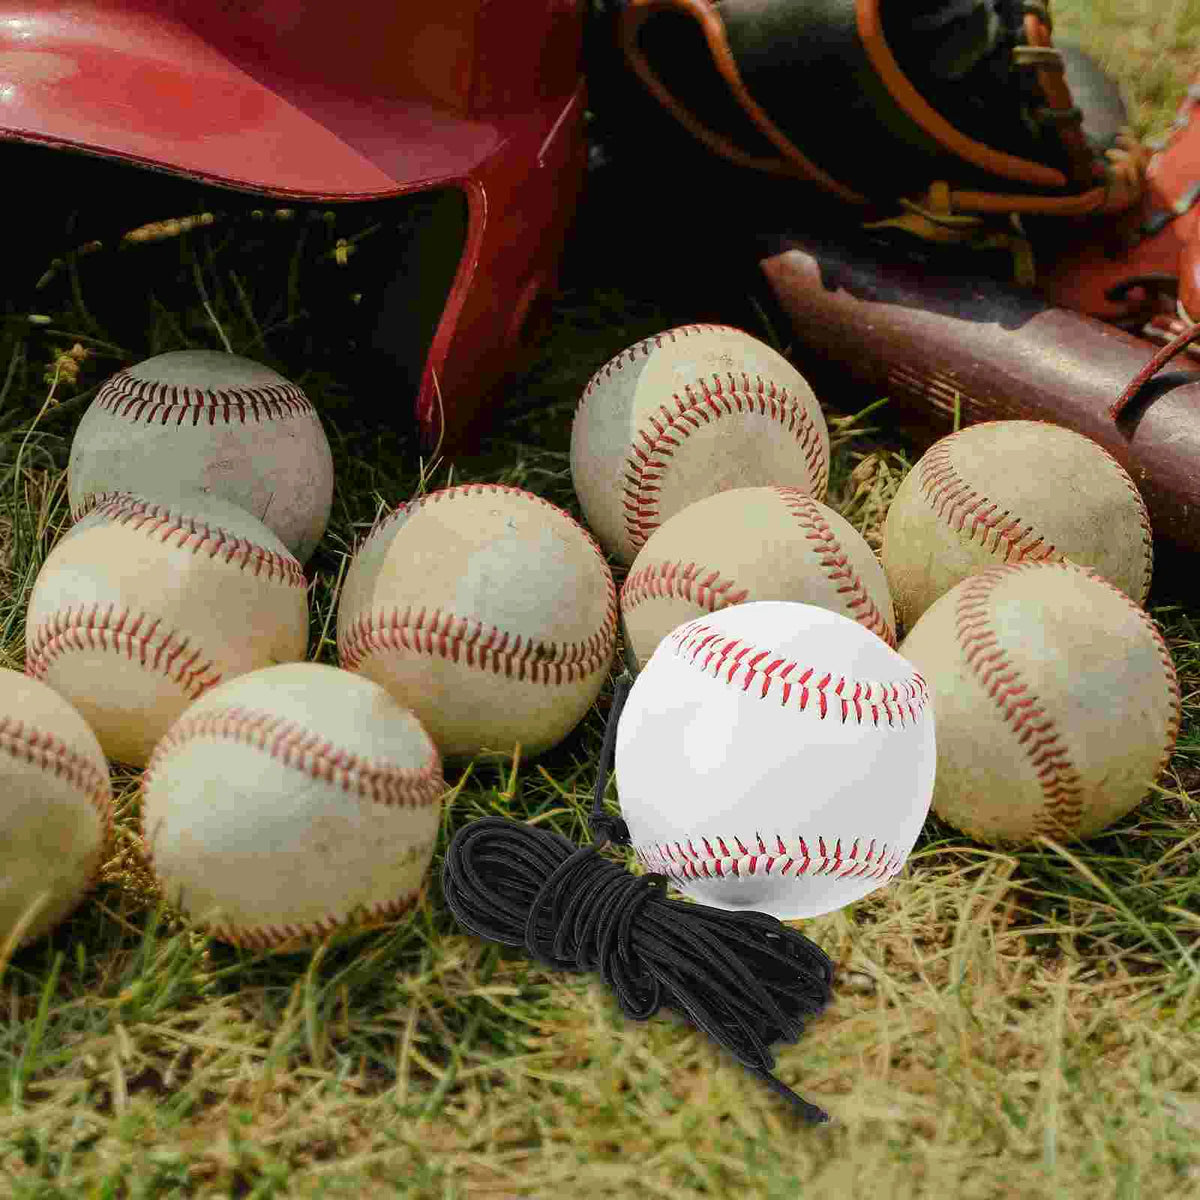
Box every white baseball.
[570,324,830,565]
[881,420,1153,633]
[615,601,936,919]
[621,486,896,668]
[337,484,617,761]
[898,561,1180,846]
[0,670,112,949]
[68,350,334,564]
[25,492,310,768]
[140,662,445,950]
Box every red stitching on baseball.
[954,561,1179,839]
[348,482,567,556]
[94,371,314,427]
[773,486,895,646]
[140,707,444,949]
[579,323,746,397]
[918,434,1058,562]
[26,606,224,700]
[667,619,928,727]
[634,831,904,887]
[1149,629,1183,783]
[142,706,445,809]
[956,567,1083,834]
[1096,445,1155,604]
[0,716,113,926]
[197,885,426,951]
[620,560,750,615]
[28,496,305,690]
[917,423,1154,602]
[0,718,113,835]
[69,493,306,584]
[338,485,619,678]
[339,606,616,682]
[620,375,828,554]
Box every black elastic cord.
[441,669,836,1124]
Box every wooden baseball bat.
[757,233,1200,564]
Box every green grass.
[2,6,1200,1196]
[1053,0,1200,137]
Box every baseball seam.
[621,376,828,554]
[142,707,445,809]
[774,488,896,646]
[1106,448,1155,604]
[93,373,315,426]
[173,878,428,951]
[918,424,1154,603]
[338,484,619,680]
[26,607,224,701]
[0,719,113,925]
[668,619,929,726]
[954,562,1180,839]
[634,832,904,885]
[621,560,750,615]
[579,324,747,397]
[1148,609,1184,790]
[956,567,1083,836]
[918,436,1060,563]
[349,482,584,557]
[68,494,307,585]
[619,489,895,646]
[631,616,924,896]
[0,718,113,833]
[339,605,616,682]
[141,706,445,949]
[26,496,307,695]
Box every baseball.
[0,670,112,949]
[25,492,310,768]
[898,561,1180,846]
[615,601,936,919]
[68,350,334,564]
[621,486,896,668]
[570,324,830,565]
[881,420,1153,633]
[140,662,445,950]
[337,484,617,761]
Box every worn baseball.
[141,662,445,950]
[621,486,896,668]
[881,420,1153,634]
[337,484,617,761]
[0,670,112,949]
[68,350,334,564]
[898,561,1180,846]
[570,324,830,565]
[615,601,936,919]
[25,492,310,768]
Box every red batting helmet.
[0,1,588,451]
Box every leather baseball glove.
[588,0,1148,274]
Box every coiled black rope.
[441,665,836,1125]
